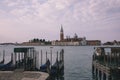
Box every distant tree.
[42,39,45,42]
[36,38,39,42]
[39,39,42,42]
[33,38,36,42]
[103,42,113,45]
[29,38,49,44]
[32,38,38,43]
[45,41,51,45]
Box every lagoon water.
[0,45,95,80]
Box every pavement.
[0,71,49,80]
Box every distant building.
[21,42,44,46]
[60,26,64,41]
[103,42,113,45]
[118,41,120,45]
[113,40,120,45]
[87,40,101,46]
[52,41,80,46]
[103,40,120,45]
[20,38,51,46]
[52,25,87,46]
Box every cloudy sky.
[0,0,120,43]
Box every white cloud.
[10,8,28,16]
[0,0,120,42]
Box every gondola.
[40,59,50,73]
[0,53,15,71]
[50,50,64,76]
[0,52,5,64]
[50,59,64,76]
[50,59,59,75]
[0,60,13,71]
[0,59,4,64]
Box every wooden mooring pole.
[3,50,5,62]
[57,51,58,61]
[41,50,43,66]
[46,51,47,62]
[50,49,52,66]
[92,47,120,80]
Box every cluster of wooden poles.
[0,47,64,77]
[92,47,120,80]
[40,49,64,76]
[0,50,14,71]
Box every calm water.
[0,45,95,80]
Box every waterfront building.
[103,40,120,45]
[52,25,87,46]
[113,40,120,45]
[21,42,44,46]
[60,25,64,41]
[87,40,101,46]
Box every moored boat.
[40,59,50,73]
[0,53,15,71]
[0,52,5,64]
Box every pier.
[39,48,64,77]
[92,47,120,80]
[0,47,47,80]
[0,47,64,80]
[0,71,48,80]
[14,47,37,71]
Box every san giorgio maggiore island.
[52,26,101,46]
[0,25,120,46]
[21,26,101,46]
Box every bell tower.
[60,25,64,41]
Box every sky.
[0,0,120,43]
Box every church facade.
[52,26,87,46]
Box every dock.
[92,47,120,80]
[0,47,49,80]
[0,71,48,80]
[0,47,64,80]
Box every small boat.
[40,59,50,73]
[0,59,4,64]
[0,52,5,64]
[50,60,59,75]
[0,60,13,70]
[50,49,64,76]
[0,53,15,71]
[50,60,64,76]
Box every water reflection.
[48,75,64,80]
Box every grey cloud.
[0,0,120,42]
